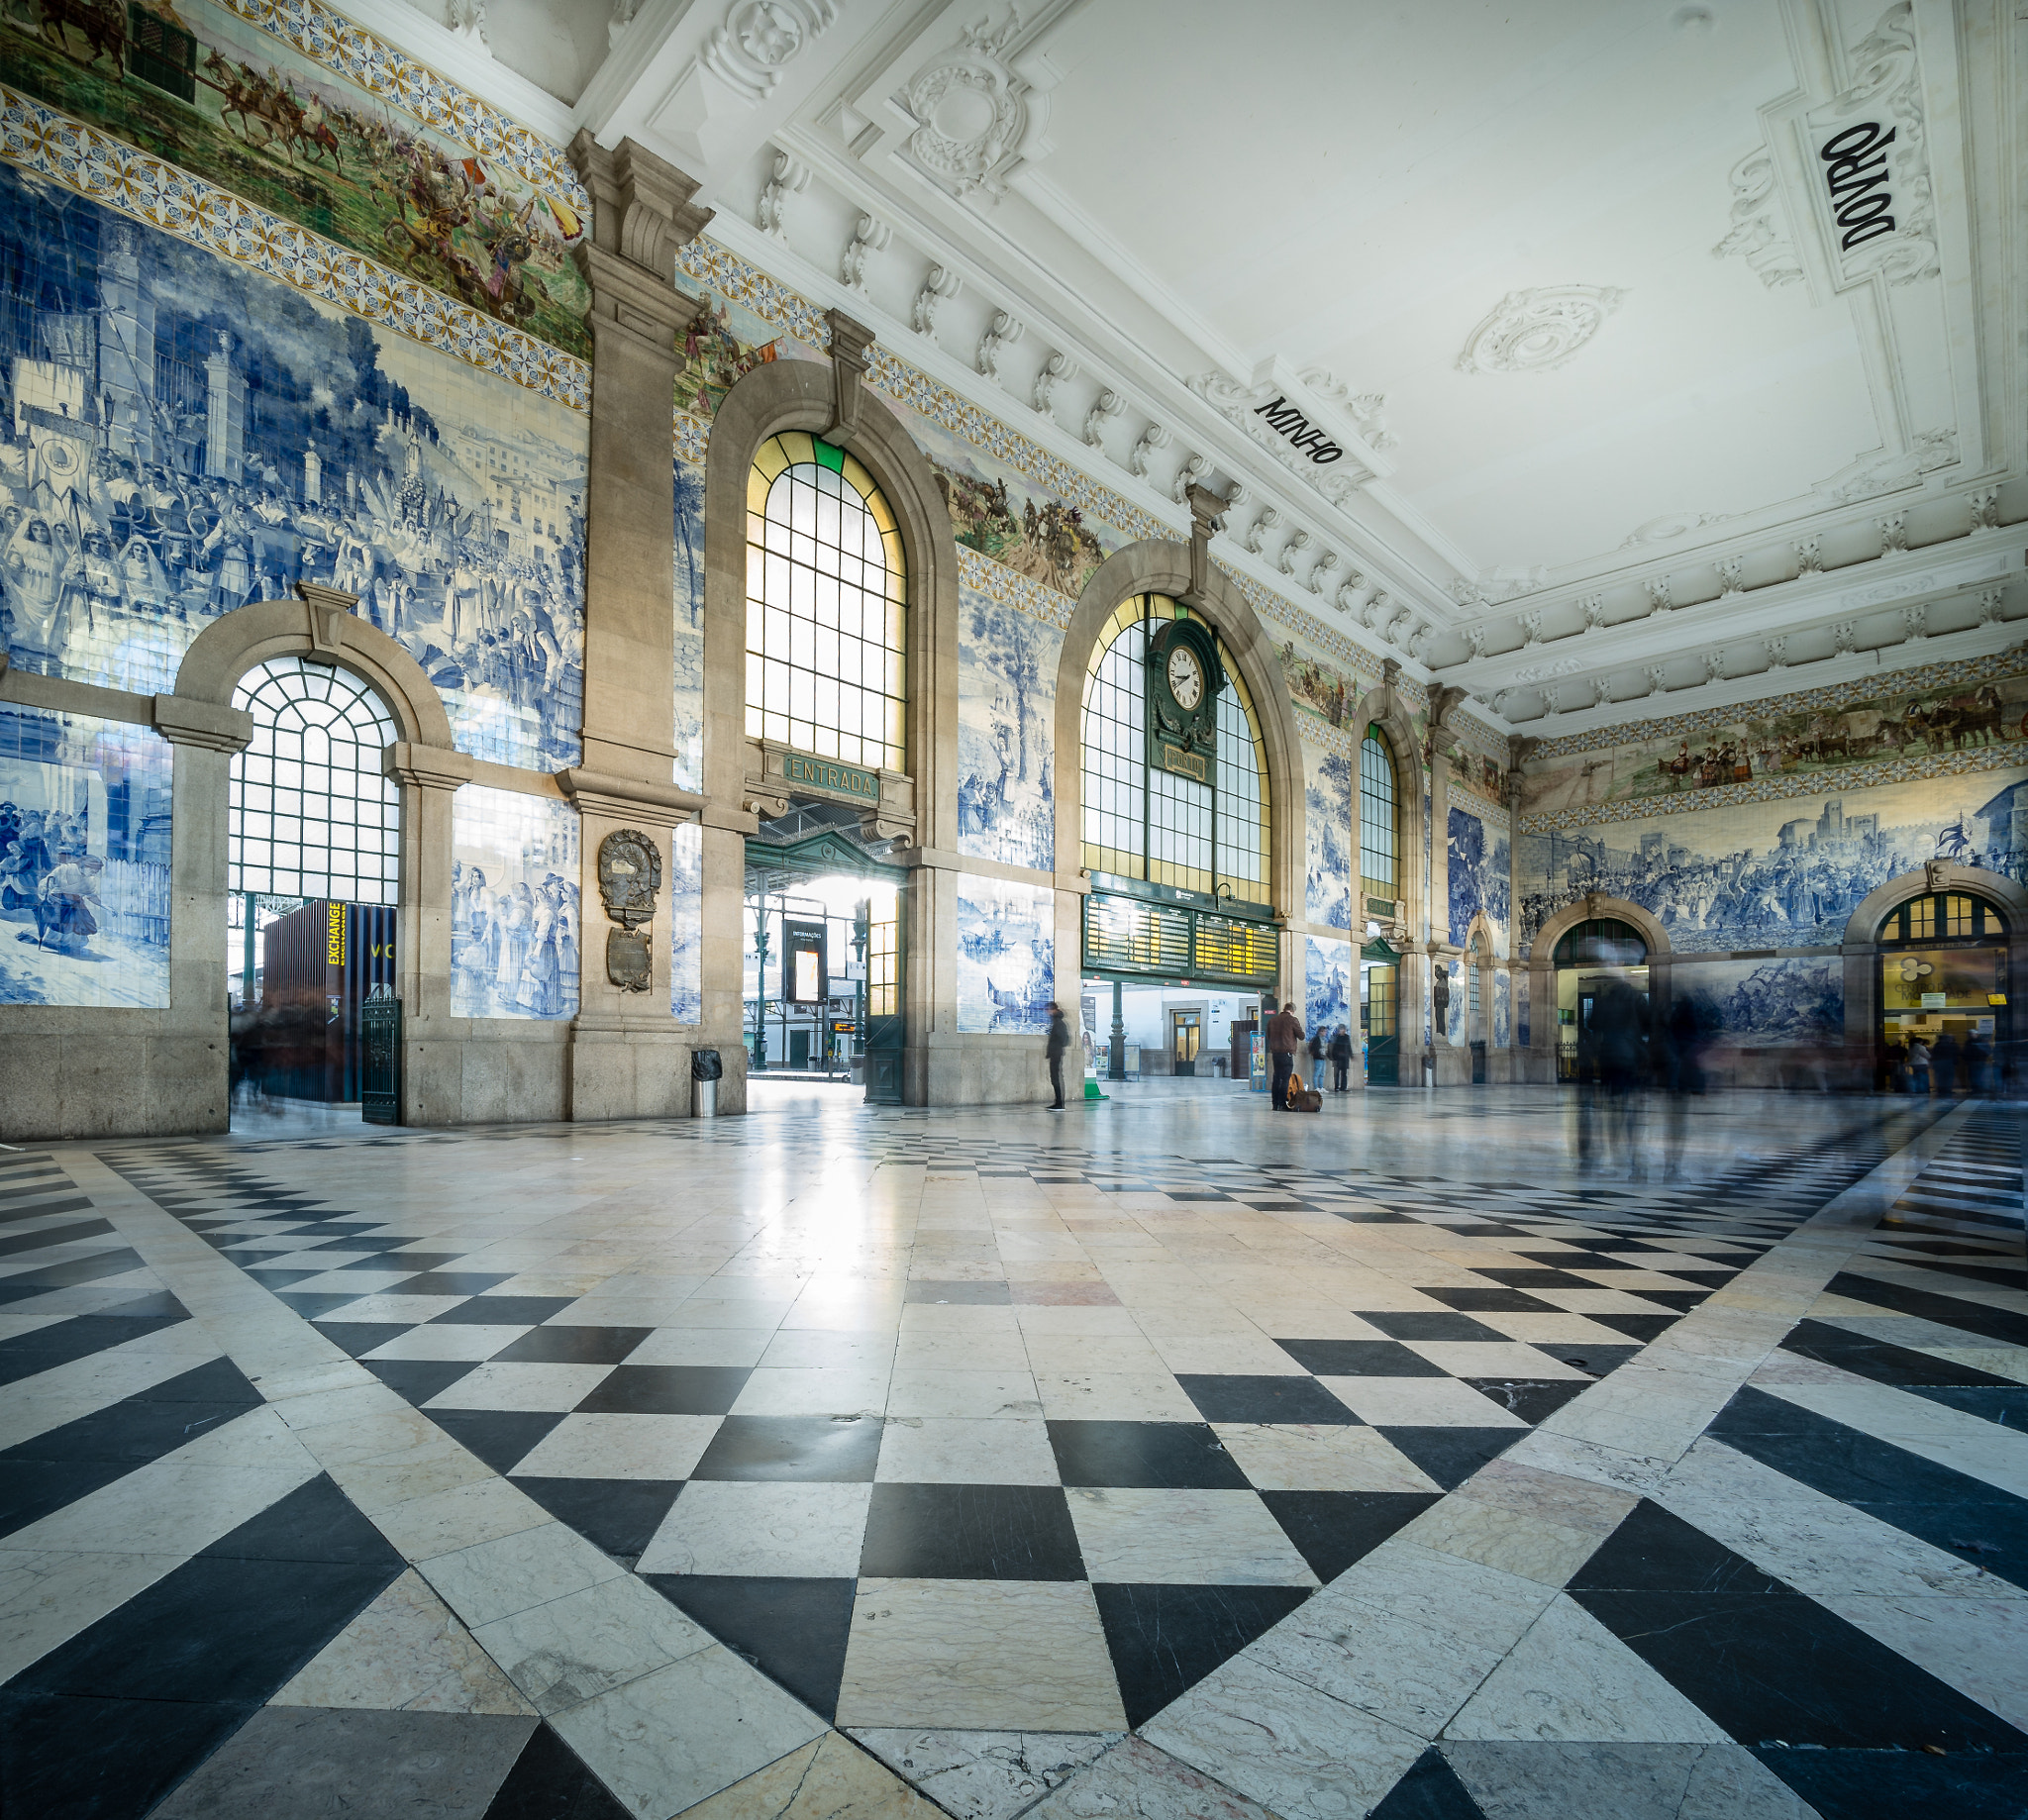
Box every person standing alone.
[1046,1001,1070,1109]
[1329,1025,1353,1092]
[1267,1000,1304,1110]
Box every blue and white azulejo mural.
[955,875,1054,1034]
[1676,956,1845,1048]
[450,787,579,1020]
[673,457,705,795]
[1448,806,1511,953]
[956,584,1060,873]
[1305,934,1354,1042]
[670,822,702,1025]
[1304,741,1355,930]
[0,705,170,1008]
[0,165,587,775]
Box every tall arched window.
[745,433,907,770]
[1360,726,1398,909]
[1079,594,1269,901]
[229,657,399,902]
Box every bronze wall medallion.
[606,928,653,992]
[597,829,662,929]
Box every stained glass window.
[745,433,907,770]
[1360,727,1398,905]
[1078,594,1269,901]
[229,657,398,903]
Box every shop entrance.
[1876,889,2009,1092]
[1170,1009,1202,1077]
[1552,918,1650,1083]
[745,801,904,1104]
[1361,939,1399,1085]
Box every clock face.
[1166,644,1205,711]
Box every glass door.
[1171,1009,1201,1078]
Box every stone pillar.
[383,740,473,1123]
[564,133,718,1120]
[152,694,254,1131]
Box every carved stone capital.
[558,766,706,828]
[382,741,475,793]
[574,244,703,356]
[826,308,876,442]
[152,693,253,754]
[1181,482,1223,605]
[568,134,712,281]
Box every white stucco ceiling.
[357,0,2023,732]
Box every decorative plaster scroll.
[700,0,840,103]
[1620,511,1731,548]
[1187,367,1382,505]
[899,11,1038,201]
[1711,147,1805,288]
[757,149,811,242]
[0,84,588,411]
[1127,423,1170,478]
[840,214,891,293]
[1032,351,1075,419]
[975,310,1022,384]
[1456,285,1626,375]
[1512,656,1584,683]
[912,263,962,337]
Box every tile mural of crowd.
[0,165,587,775]
[955,876,1054,1035]
[0,0,593,354]
[957,584,1060,873]
[1448,806,1511,954]
[1516,770,2028,957]
[0,705,172,1006]
[450,786,578,1021]
[1305,742,1355,929]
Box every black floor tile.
[367,1359,482,1406]
[15,1551,397,1705]
[0,1216,114,1257]
[1369,1748,1490,1819]
[274,1290,381,1321]
[1358,1311,1510,1343]
[688,1414,883,1482]
[429,1409,568,1475]
[1586,1313,1680,1342]
[315,1320,424,1357]
[0,1688,257,1820]
[199,1473,404,1568]
[1906,1384,2028,1427]
[1272,1339,1449,1377]
[858,1482,1084,1579]
[384,1271,518,1296]
[1821,1271,2028,1347]
[1751,1744,2028,1818]
[1780,1319,2015,1388]
[334,1251,466,1273]
[1371,1428,1517,1491]
[1260,1490,1441,1583]
[510,1477,684,1562]
[491,1325,652,1366]
[906,1280,1012,1304]
[0,1310,190,1385]
[1472,1268,1600,1292]
[1092,1582,1310,1728]
[1047,1420,1252,1490]
[1575,1585,2028,1753]
[1626,1289,1712,1312]
[574,1365,752,1415]
[1461,1378,1591,1425]
[1570,1499,1792,1595]
[1174,1374,1363,1426]
[430,1296,577,1326]
[481,1721,632,1820]
[1423,1287,1560,1314]
[244,1268,333,1289]
[645,1576,858,1721]
[1528,1343,1642,1378]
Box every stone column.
[563,134,717,1120]
[152,694,254,1131]
[382,741,473,1123]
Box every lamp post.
[751,910,769,1071]
[852,898,869,1086]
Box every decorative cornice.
[557,767,705,828]
[383,740,476,791]
[152,694,254,754]
[0,85,588,411]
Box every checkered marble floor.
[1,1086,2022,1820]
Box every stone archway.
[705,352,963,1104]
[172,587,473,1124]
[1522,895,1671,1085]
[1840,861,2028,1075]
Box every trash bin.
[692,1048,722,1118]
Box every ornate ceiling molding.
[895,11,1043,203]
[1456,285,1627,375]
[1186,361,1392,507]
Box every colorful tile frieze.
[0,0,592,354]
[958,547,1073,629]
[1520,651,2028,828]
[0,84,589,411]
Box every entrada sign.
[1252,396,1344,465]
[783,751,880,804]
[1817,120,1898,253]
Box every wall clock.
[1145,617,1226,782]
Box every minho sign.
[1251,397,1344,465]
[783,751,880,804]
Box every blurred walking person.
[1907,1035,1932,1097]
[1329,1025,1353,1092]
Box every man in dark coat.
[1266,1001,1304,1109]
[1046,1001,1070,1109]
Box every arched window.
[229,657,398,902]
[1551,918,1647,967]
[1360,726,1398,908]
[1079,593,1268,901]
[1878,892,2007,944]
[745,433,907,770]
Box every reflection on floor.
[0,1086,2022,1819]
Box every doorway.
[745,801,905,1103]
[1876,889,2009,1093]
[1171,1008,1202,1077]
[1362,960,1398,1085]
[1551,918,1651,1083]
